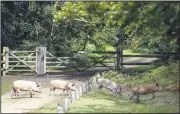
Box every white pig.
[49,80,76,96]
[11,80,42,98]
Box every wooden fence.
[57,80,93,113]
[1,47,46,76]
[1,47,179,76]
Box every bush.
[101,61,179,89]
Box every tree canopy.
[1,1,179,53]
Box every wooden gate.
[1,47,46,76]
[46,51,117,73]
[2,46,178,76]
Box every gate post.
[3,47,9,76]
[36,47,46,74]
[116,46,120,73]
[119,48,123,72]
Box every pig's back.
[13,80,33,90]
[50,80,67,88]
[133,84,156,94]
[97,78,117,88]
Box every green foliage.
[102,61,179,88]
[1,1,179,54]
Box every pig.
[49,80,76,96]
[11,80,42,98]
[129,83,162,103]
[95,77,123,96]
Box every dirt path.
[1,74,89,113]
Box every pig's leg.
[49,86,55,96]
[29,89,33,98]
[135,93,140,103]
[25,91,29,96]
[129,92,135,101]
[11,88,17,99]
[11,92,14,99]
[61,89,65,97]
[151,92,155,99]
[16,89,22,98]
[98,85,103,93]
[67,89,72,97]
[67,89,71,97]
[51,88,56,96]
[110,89,117,96]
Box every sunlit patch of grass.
[123,49,140,55]
[1,80,13,95]
[68,91,179,113]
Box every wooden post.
[119,48,123,72]
[87,81,90,91]
[79,86,83,97]
[116,46,120,73]
[36,47,46,74]
[3,47,9,76]
[75,89,80,100]
[89,81,92,90]
[71,91,76,103]
[83,84,86,93]
[57,102,64,113]
[64,98,70,112]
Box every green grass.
[1,80,13,95]
[29,90,179,113]
[101,61,179,88]
[69,90,179,113]
[123,49,140,55]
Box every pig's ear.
[156,83,159,86]
[72,83,75,86]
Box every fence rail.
[1,46,179,76]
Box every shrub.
[101,61,179,89]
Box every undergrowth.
[97,61,179,89]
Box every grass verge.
[1,80,13,95]
[29,90,179,113]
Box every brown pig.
[129,83,162,103]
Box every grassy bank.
[68,91,179,113]
[101,61,179,89]
[30,90,179,113]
